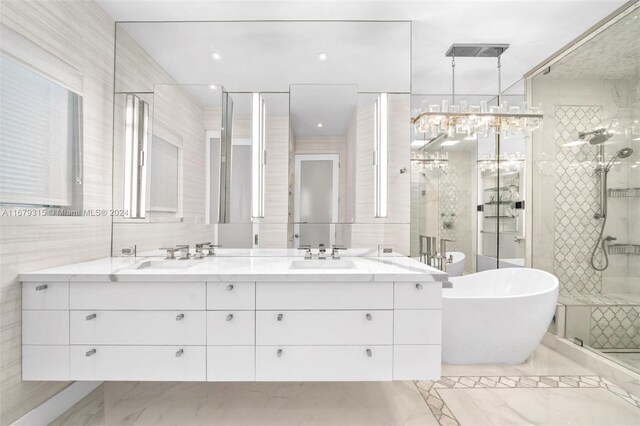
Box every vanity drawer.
[393,345,441,380]
[22,282,68,310]
[70,282,205,310]
[207,346,255,381]
[394,282,442,309]
[70,345,206,381]
[23,311,69,345]
[70,311,206,345]
[394,310,441,344]
[256,282,393,310]
[23,345,69,381]
[207,311,255,345]
[256,310,392,345]
[256,345,392,381]
[207,282,255,310]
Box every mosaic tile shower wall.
[554,105,603,295]
[591,306,640,349]
[439,165,458,251]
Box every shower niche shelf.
[608,244,640,255]
[609,187,640,198]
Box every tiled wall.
[0,1,115,423]
[553,105,603,295]
[591,306,640,349]
[439,164,458,244]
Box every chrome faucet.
[159,247,178,259]
[206,244,221,256]
[176,245,190,260]
[331,245,347,259]
[437,239,454,271]
[194,242,210,259]
[318,244,328,259]
[297,245,312,259]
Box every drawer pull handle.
[415,283,423,290]
[277,349,283,357]
[85,349,96,357]
[366,349,372,357]
[277,313,283,321]
[226,284,234,291]
[85,313,97,321]
[226,314,234,321]
[175,349,184,357]
[35,284,48,291]
[176,313,184,321]
[366,313,372,321]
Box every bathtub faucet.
[419,235,438,266]
[437,239,455,272]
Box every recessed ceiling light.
[317,123,323,128]
[317,52,328,62]
[209,85,218,90]
[441,140,460,147]
[211,52,221,60]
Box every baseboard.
[542,332,640,397]
[12,381,102,426]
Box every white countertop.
[20,251,448,283]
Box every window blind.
[0,53,77,207]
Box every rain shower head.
[578,128,613,145]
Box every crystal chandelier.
[412,44,543,139]
[411,151,449,172]
[477,152,526,173]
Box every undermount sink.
[289,259,356,270]
[133,260,198,270]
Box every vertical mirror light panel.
[374,93,389,218]
[252,93,266,219]
[123,94,149,219]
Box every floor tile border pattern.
[415,375,640,426]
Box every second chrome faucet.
[298,244,346,260]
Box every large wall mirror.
[111,20,411,254]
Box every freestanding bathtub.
[444,251,466,277]
[443,268,559,364]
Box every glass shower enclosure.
[528,4,640,373]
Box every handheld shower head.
[616,147,633,159]
[604,147,634,171]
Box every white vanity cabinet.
[393,282,442,380]
[22,282,70,381]
[22,276,443,382]
[206,281,256,381]
[66,282,207,381]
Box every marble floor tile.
[52,381,438,426]
[602,351,640,371]
[438,388,640,426]
[442,345,594,377]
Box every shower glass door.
[529,5,639,374]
